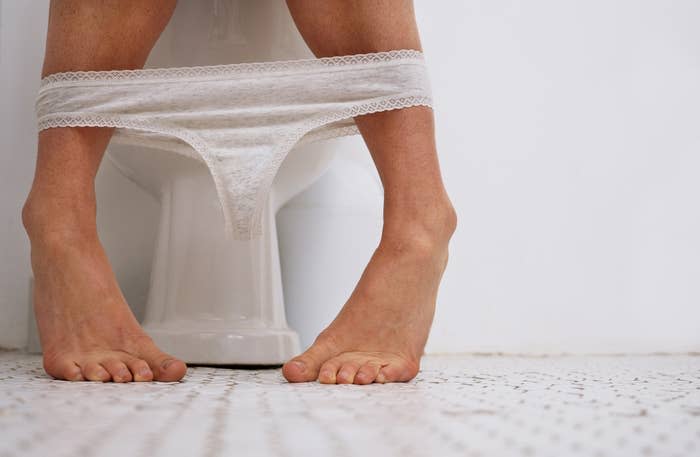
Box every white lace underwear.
[35,49,433,239]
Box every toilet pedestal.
[142,183,299,365]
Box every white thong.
[35,49,433,239]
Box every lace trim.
[297,125,361,146]
[35,94,433,239]
[39,49,425,88]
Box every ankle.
[381,197,457,251]
[22,192,98,245]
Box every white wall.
[415,0,700,353]
[2,0,699,353]
[0,0,48,348]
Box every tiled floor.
[0,351,698,457]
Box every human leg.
[283,0,457,384]
[23,0,186,382]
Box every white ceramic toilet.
[103,0,336,365]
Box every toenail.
[161,359,174,370]
[291,360,306,373]
[68,372,84,381]
[376,372,387,383]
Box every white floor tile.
[0,352,698,457]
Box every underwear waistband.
[38,49,426,89]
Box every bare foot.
[23,204,187,383]
[282,203,456,385]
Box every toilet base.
[143,323,301,365]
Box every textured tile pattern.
[0,352,698,457]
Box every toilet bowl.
[102,0,335,365]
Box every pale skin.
[22,0,457,385]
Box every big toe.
[377,357,420,383]
[283,336,337,383]
[141,347,187,382]
[43,355,84,382]
[282,358,311,382]
[158,358,187,382]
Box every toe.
[282,332,339,383]
[318,359,342,384]
[82,362,111,382]
[140,346,187,382]
[378,358,420,383]
[125,358,153,382]
[43,356,84,381]
[336,362,361,384]
[102,359,132,383]
[354,362,382,385]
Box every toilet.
[102,0,336,365]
